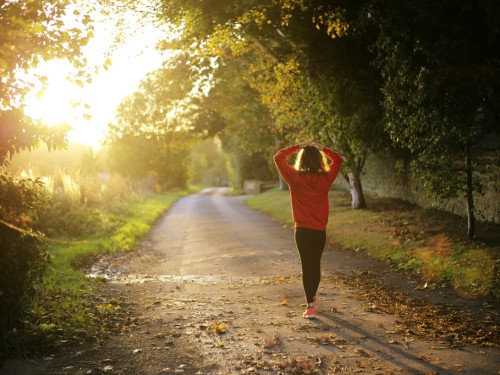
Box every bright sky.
[24,11,168,149]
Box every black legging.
[294,227,326,304]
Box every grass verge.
[246,187,499,299]
[26,191,187,350]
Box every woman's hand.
[311,141,324,151]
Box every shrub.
[0,172,49,351]
[32,169,136,237]
[0,228,48,344]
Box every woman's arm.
[322,147,343,182]
[273,144,302,185]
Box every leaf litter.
[327,273,499,347]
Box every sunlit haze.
[24,15,168,149]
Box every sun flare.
[26,72,77,125]
[23,18,167,149]
[24,62,109,149]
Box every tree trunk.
[279,175,289,191]
[274,131,288,191]
[348,172,366,209]
[465,144,475,239]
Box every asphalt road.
[145,187,299,278]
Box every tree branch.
[242,30,282,64]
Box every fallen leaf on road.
[415,282,428,290]
[205,321,228,334]
[263,333,282,348]
[279,297,288,306]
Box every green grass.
[30,191,187,343]
[246,187,293,223]
[47,192,185,289]
[246,187,498,298]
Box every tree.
[0,0,94,162]
[0,110,70,165]
[107,131,192,190]
[189,138,229,186]
[0,172,48,337]
[184,57,280,189]
[371,0,500,238]
[0,0,95,339]
[209,72,279,189]
[244,1,387,208]
[106,57,195,189]
[156,0,388,208]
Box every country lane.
[38,187,499,374]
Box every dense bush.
[38,202,111,238]
[0,163,159,356]
[22,169,138,238]
[0,227,48,346]
[0,172,49,350]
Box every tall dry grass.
[17,167,155,237]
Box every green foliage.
[370,0,500,236]
[40,203,109,238]
[0,171,49,347]
[0,110,71,165]
[37,169,140,237]
[192,61,278,187]
[220,134,276,190]
[190,138,229,186]
[0,229,49,350]
[8,144,148,238]
[0,1,96,350]
[107,132,192,191]
[154,0,499,221]
[154,0,389,208]
[0,170,45,219]
[193,60,277,190]
[0,0,95,163]
[200,61,277,152]
[106,59,195,190]
[42,192,106,238]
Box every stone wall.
[334,148,500,224]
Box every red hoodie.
[273,144,343,231]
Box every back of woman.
[273,141,343,319]
[274,142,343,232]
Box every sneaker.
[303,307,316,319]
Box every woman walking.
[274,141,343,318]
